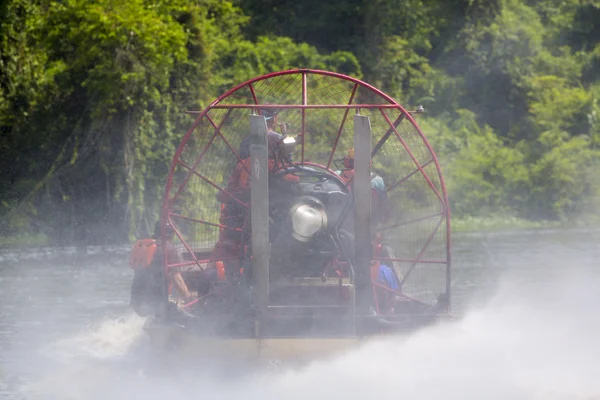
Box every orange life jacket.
[128,239,157,269]
[215,260,226,281]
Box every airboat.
[129,69,452,365]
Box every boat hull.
[145,319,361,366]
[143,313,453,367]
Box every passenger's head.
[237,107,279,159]
[343,147,372,169]
[343,148,355,169]
[260,108,279,129]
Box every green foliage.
[2,0,600,243]
[527,75,593,134]
[214,36,362,92]
[422,111,530,217]
[529,131,600,219]
[369,35,432,102]
[0,0,363,243]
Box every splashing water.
[44,315,147,361]
[20,266,600,400]
[3,230,600,400]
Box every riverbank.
[450,215,600,233]
[0,233,50,248]
[2,215,599,248]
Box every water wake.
[44,314,147,361]
[22,268,600,400]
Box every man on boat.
[130,221,196,316]
[335,148,398,302]
[237,108,286,159]
[210,109,298,280]
[158,222,199,304]
[336,148,389,228]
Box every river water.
[1,228,599,399]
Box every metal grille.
[163,70,450,305]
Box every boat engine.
[267,166,354,280]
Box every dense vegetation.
[1,0,599,245]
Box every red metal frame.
[170,109,234,202]
[301,72,307,165]
[379,109,445,205]
[161,69,452,310]
[196,104,400,110]
[326,83,358,169]
[399,216,445,286]
[206,114,250,174]
[379,212,444,231]
[386,159,434,193]
[177,161,249,209]
[169,212,243,232]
